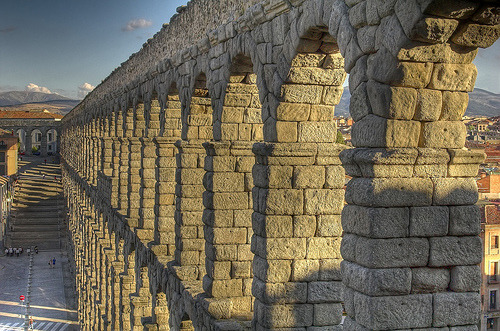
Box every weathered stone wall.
[61,0,499,329]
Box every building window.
[491,290,497,310]
[492,262,499,281]
[488,318,497,330]
[48,145,52,151]
[0,165,5,176]
[492,236,499,249]
[48,133,53,141]
[0,152,5,163]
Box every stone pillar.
[130,296,150,330]
[127,137,142,223]
[251,142,345,330]
[102,137,113,177]
[130,267,152,330]
[40,129,48,156]
[340,18,489,326]
[202,141,254,319]
[152,137,177,259]
[153,292,169,331]
[173,140,206,281]
[136,137,156,244]
[118,137,130,215]
[112,271,122,329]
[110,137,121,209]
[92,136,100,186]
[55,129,61,154]
[120,274,134,330]
[340,147,484,330]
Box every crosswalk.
[0,321,71,330]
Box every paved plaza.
[0,250,78,330]
[0,157,79,330]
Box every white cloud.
[78,83,95,99]
[25,83,52,94]
[122,18,152,32]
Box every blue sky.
[0,1,499,99]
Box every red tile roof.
[483,203,500,224]
[0,110,63,119]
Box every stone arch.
[173,71,215,280]
[214,53,263,142]
[201,52,263,319]
[159,81,182,139]
[30,128,42,153]
[182,72,214,141]
[251,24,348,329]
[338,1,500,329]
[46,128,57,153]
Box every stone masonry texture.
[60,0,499,330]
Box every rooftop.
[0,110,64,120]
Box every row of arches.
[16,128,58,154]
[60,0,499,329]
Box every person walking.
[49,260,52,268]
[52,257,56,268]
[8,247,13,256]
[4,248,7,256]
[34,246,38,254]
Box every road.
[0,250,78,330]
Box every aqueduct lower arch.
[61,0,500,329]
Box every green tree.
[336,130,346,144]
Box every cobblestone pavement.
[0,251,78,330]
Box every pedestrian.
[42,174,45,179]
[49,260,52,268]
[44,159,46,164]
[4,248,7,256]
[16,248,19,257]
[52,257,56,268]
[29,316,33,330]
[27,247,30,255]
[34,246,38,254]
[19,247,23,254]
[8,247,13,256]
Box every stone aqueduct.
[60,0,500,329]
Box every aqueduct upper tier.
[61,0,500,329]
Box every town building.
[482,202,500,331]
[0,129,19,176]
[0,110,62,156]
[479,174,500,200]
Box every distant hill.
[334,87,500,118]
[0,91,77,106]
[0,100,80,115]
[0,91,80,115]
[467,88,500,117]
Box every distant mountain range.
[0,91,80,115]
[334,87,500,118]
[0,88,498,118]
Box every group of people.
[3,245,38,256]
[48,257,56,268]
[4,247,23,256]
